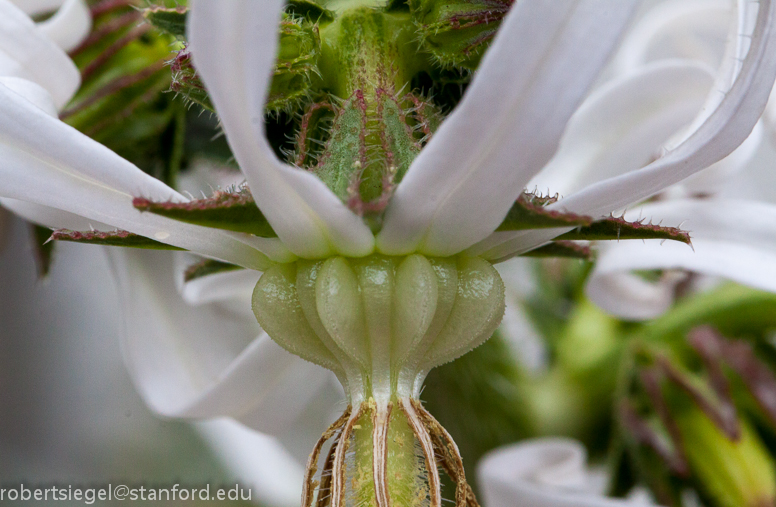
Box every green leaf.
[496,193,593,231]
[556,216,692,245]
[133,190,277,237]
[51,229,184,250]
[184,259,244,282]
[520,240,592,260]
[142,6,188,38]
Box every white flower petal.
[528,61,714,198]
[552,0,776,219]
[675,119,763,195]
[587,198,776,319]
[476,0,776,262]
[35,0,92,53]
[11,0,66,14]
[0,83,271,269]
[180,267,261,308]
[188,0,374,258]
[196,420,304,507]
[614,0,731,74]
[0,75,57,114]
[376,0,639,256]
[109,248,341,446]
[586,268,687,321]
[0,197,110,230]
[0,0,80,109]
[478,438,656,507]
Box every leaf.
[556,215,692,245]
[184,258,244,282]
[51,229,184,250]
[496,192,593,231]
[142,6,188,38]
[520,240,592,260]
[133,190,277,237]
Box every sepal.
[557,215,692,245]
[184,258,244,282]
[32,225,55,277]
[51,229,184,250]
[133,190,277,238]
[520,240,592,260]
[496,192,592,231]
[412,0,514,70]
[286,0,334,22]
[142,6,188,38]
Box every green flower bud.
[677,409,776,507]
[412,0,513,69]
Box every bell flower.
[2,0,776,505]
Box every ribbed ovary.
[252,254,505,405]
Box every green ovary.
[251,253,505,404]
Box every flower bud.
[412,0,513,69]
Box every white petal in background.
[614,0,730,74]
[109,247,345,464]
[478,438,657,507]
[587,199,776,320]
[0,0,80,109]
[0,214,328,507]
[475,0,776,262]
[12,0,92,52]
[377,0,639,257]
[527,61,714,198]
[0,216,260,503]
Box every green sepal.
[32,225,55,277]
[184,259,244,282]
[496,193,593,231]
[286,0,334,21]
[170,49,214,112]
[520,241,592,260]
[556,216,692,245]
[170,14,321,115]
[133,190,277,237]
[267,16,322,113]
[412,0,513,70]
[142,6,188,38]
[51,229,184,250]
[314,93,367,201]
